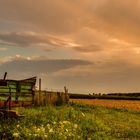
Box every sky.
[0,0,140,94]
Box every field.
[0,103,140,140]
[70,99,140,111]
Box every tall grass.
[0,103,140,139]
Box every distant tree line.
[69,92,140,100]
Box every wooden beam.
[39,78,41,102]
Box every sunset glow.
[0,0,140,93]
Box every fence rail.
[0,77,36,109]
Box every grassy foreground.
[0,103,140,140]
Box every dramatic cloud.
[73,44,102,53]
[0,32,73,48]
[0,58,92,75]
[50,60,140,93]
[0,47,7,51]
[0,0,88,34]
[89,1,140,45]
[1,1,140,52]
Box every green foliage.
[69,93,140,100]
[0,104,140,139]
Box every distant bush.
[69,93,140,100]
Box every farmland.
[0,89,140,139]
[0,103,140,140]
[70,99,140,111]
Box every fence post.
[32,85,35,105]
[9,88,12,110]
[64,86,69,103]
[15,82,20,103]
[39,78,41,104]
[3,72,7,80]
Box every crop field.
[70,99,140,111]
[0,103,140,140]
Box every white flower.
[74,124,78,129]
[81,112,85,117]
[63,121,70,124]
[13,132,19,138]
[78,136,81,139]
[34,134,38,137]
[36,128,40,132]
[68,134,71,137]
[49,128,53,133]
[44,134,48,138]
[59,132,62,136]
[60,124,64,129]
[16,124,20,128]
[47,124,50,129]
[40,126,45,132]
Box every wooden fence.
[0,76,36,109]
[0,73,69,108]
[34,90,69,106]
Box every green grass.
[0,96,32,101]
[0,103,140,140]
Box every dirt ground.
[0,101,32,108]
